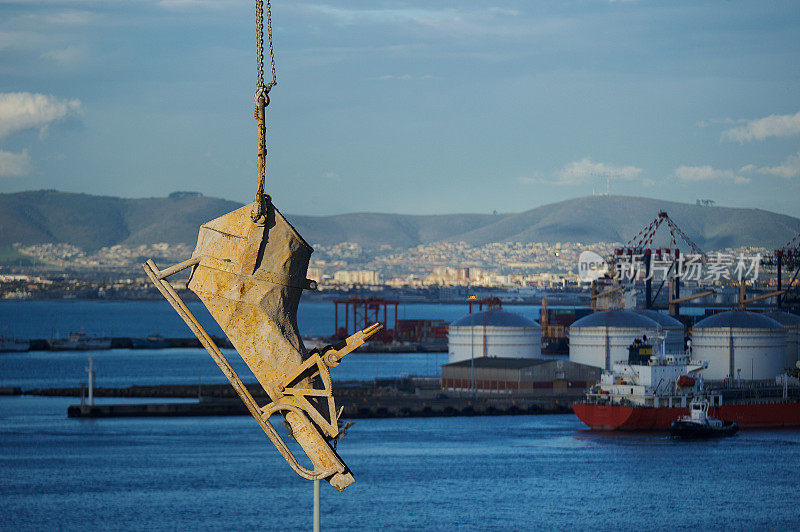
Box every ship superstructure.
[585,339,714,409]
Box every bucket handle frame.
[142,258,335,481]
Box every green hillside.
[0,190,797,251]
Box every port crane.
[611,212,796,314]
[762,231,800,309]
[605,210,711,315]
[141,0,379,493]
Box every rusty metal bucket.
[142,199,379,491]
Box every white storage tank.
[761,311,800,368]
[448,309,541,363]
[634,309,686,354]
[691,311,786,380]
[568,310,661,370]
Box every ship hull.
[573,402,800,431]
[670,420,738,438]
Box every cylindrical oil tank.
[448,309,541,363]
[691,311,786,380]
[761,311,800,368]
[568,310,661,370]
[634,309,686,354]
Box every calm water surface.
[1,396,798,530]
[0,300,451,387]
[0,348,447,389]
[0,300,547,339]
[0,301,797,530]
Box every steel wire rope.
[251,0,277,222]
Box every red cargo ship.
[572,340,800,431]
[574,401,800,430]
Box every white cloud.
[294,4,530,38]
[520,158,642,186]
[373,73,433,81]
[741,152,800,180]
[673,165,750,184]
[41,11,98,25]
[0,30,45,52]
[487,8,520,16]
[695,117,736,129]
[0,149,31,178]
[323,171,341,182]
[41,44,87,66]
[722,111,800,143]
[0,92,82,139]
[157,0,245,9]
[298,5,454,25]
[549,157,642,185]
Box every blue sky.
[1,0,799,217]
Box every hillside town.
[0,240,776,302]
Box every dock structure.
[67,397,573,419]
[51,379,582,419]
[334,297,399,342]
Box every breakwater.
[14,337,444,353]
[67,397,574,419]
[36,379,580,419]
[18,336,232,352]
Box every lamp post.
[470,324,475,397]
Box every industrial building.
[447,308,541,363]
[690,310,786,381]
[568,310,661,370]
[441,357,601,396]
[539,299,592,355]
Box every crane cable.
[251,0,277,223]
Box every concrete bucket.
[142,199,380,491]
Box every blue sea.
[0,300,798,530]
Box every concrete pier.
[67,397,572,419]
[54,379,580,419]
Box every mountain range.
[1,190,798,252]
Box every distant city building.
[333,270,381,285]
[306,267,324,283]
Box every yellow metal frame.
[142,258,382,486]
[143,258,334,480]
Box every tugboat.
[670,397,739,438]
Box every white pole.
[87,356,94,405]
[470,326,475,397]
[313,479,320,532]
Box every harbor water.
[0,300,456,387]
[0,348,448,389]
[0,299,546,340]
[0,300,798,530]
[1,395,798,530]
